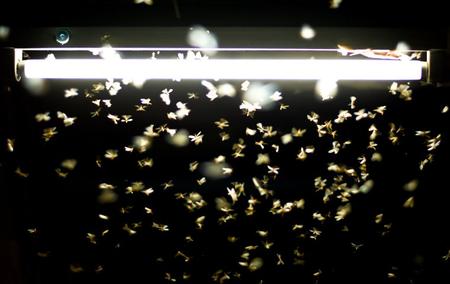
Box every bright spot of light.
[98,190,118,204]
[359,180,374,194]
[395,41,410,53]
[315,79,338,101]
[187,26,218,55]
[0,26,10,40]
[132,136,152,153]
[200,161,231,179]
[249,257,264,271]
[123,76,146,89]
[395,41,411,59]
[300,24,316,40]
[134,0,153,5]
[91,44,121,61]
[243,82,279,110]
[403,179,419,192]
[330,0,342,9]
[23,78,48,96]
[166,129,190,147]
[45,54,56,60]
[217,83,236,97]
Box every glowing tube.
[22,58,424,80]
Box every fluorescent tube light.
[22,58,424,80]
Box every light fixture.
[22,57,424,81]
[14,47,428,81]
[5,27,448,84]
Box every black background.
[0,0,449,28]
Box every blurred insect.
[104,149,118,160]
[35,112,51,122]
[105,79,121,95]
[338,44,420,60]
[140,98,152,105]
[64,88,79,98]
[42,127,58,141]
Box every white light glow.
[300,24,316,40]
[23,59,424,80]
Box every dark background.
[1,1,450,284]
[0,0,450,28]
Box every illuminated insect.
[121,115,133,123]
[64,88,78,98]
[240,100,261,115]
[189,132,204,145]
[201,80,218,101]
[105,79,121,96]
[107,114,120,124]
[160,88,173,105]
[42,127,58,141]
[35,112,51,122]
[215,118,230,129]
[91,108,101,117]
[135,105,147,112]
[104,149,118,160]
[140,98,151,105]
[337,44,419,60]
[270,91,283,101]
